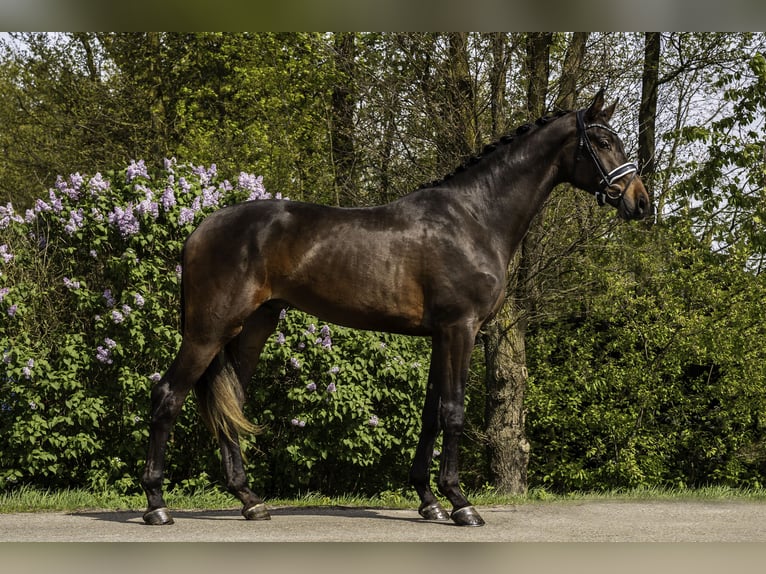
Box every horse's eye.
[598,138,611,150]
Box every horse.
[140,90,651,527]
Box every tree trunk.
[555,33,590,110]
[483,32,553,495]
[446,32,479,159]
[483,250,531,493]
[639,32,661,204]
[331,32,357,206]
[146,32,168,162]
[489,33,508,139]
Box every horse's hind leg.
[141,339,221,525]
[216,304,283,520]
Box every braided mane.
[418,109,570,190]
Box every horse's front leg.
[409,376,450,521]
[434,324,485,526]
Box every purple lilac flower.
[64,208,85,235]
[71,171,84,187]
[279,308,287,321]
[329,366,340,375]
[193,164,217,186]
[179,177,191,194]
[178,207,196,226]
[0,203,23,229]
[89,249,98,259]
[108,204,140,237]
[201,186,221,209]
[326,382,336,393]
[34,198,51,213]
[276,332,286,345]
[136,188,159,219]
[95,345,113,364]
[111,309,125,324]
[368,415,379,427]
[7,304,17,317]
[48,189,63,213]
[0,287,9,301]
[161,186,176,211]
[291,418,306,428]
[239,173,270,201]
[290,357,301,370]
[164,157,176,172]
[57,174,82,201]
[88,173,110,196]
[149,372,162,383]
[175,265,183,279]
[134,293,145,308]
[96,338,117,364]
[0,244,14,264]
[103,289,115,307]
[63,277,81,290]
[121,304,132,316]
[24,209,36,223]
[306,381,317,392]
[126,159,149,182]
[318,326,332,349]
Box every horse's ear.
[602,99,618,122]
[585,90,618,123]
[584,89,605,121]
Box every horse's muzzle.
[619,177,651,221]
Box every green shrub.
[0,160,431,496]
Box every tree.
[639,32,661,201]
[330,33,358,206]
[483,32,555,495]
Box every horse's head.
[567,90,651,221]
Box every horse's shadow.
[75,506,434,526]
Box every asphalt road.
[6,501,766,574]
[3,499,766,542]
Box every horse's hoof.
[243,503,271,521]
[143,507,175,525]
[418,502,450,521]
[450,505,485,527]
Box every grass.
[2,484,766,514]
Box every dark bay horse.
[141,90,650,527]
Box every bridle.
[576,109,638,207]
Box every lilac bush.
[0,160,431,496]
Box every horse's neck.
[461,127,568,265]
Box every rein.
[576,109,638,207]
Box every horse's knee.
[439,401,465,435]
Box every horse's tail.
[194,350,261,444]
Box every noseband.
[576,110,638,207]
